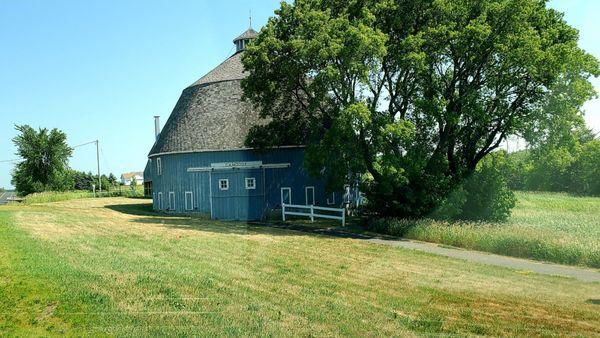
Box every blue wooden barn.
[144,27,341,220]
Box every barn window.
[245,177,256,190]
[184,191,193,211]
[168,192,175,211]
[157,192,163,210]
[156,158,162,175]
[281,187,291,205]
[327,192,336,205]
[219,179,229,190]
[305,186,315,205]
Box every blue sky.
[0,0,598,189]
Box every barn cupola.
[233,27,258,53]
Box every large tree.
[12,125,73,195]
[242,0,598,217]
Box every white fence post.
[282,204,286,221]
[281,203,345,226]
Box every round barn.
[143,28,340,220]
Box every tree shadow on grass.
[105,202,157,216]
[103,202,390,240]
[105,202,318,238]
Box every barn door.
[211,169,265,220]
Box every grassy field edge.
[377,192,600,269]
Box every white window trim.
[219,179,229,191]
[156,157,162,175]
[305,186,315,205]
[327,192,336,205]
[245,177,256,190]
[281,187,291,205]
[184,191,193,211]
[157,192,163,210]
[169,192,175,210]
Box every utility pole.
[72,139,102,197]
[96,140,101,194]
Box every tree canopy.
[12,125,73,195]
[242,0,598,217]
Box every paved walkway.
[368,238,600,283]
[259,222,600,283]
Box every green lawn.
[400,192,600,268]
[1,198,599,336]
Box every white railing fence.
[282,203,345,226]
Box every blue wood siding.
[147,148,339,220]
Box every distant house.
[121,172,143,186]
[144,26,351,221]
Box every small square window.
[219,179,229,190]
[245,177,256,190]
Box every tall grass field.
[378,192,600,268]
[0,197,599,336]
[23,186,145,204]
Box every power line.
[0,159,20,164]
[1,141,96,164]
[2,140,103,193]
[70,139,102,193]
[72,140,98,149]
[99,145,112,176]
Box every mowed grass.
[1,198,599,336]
[401,192,600,268]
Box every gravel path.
[367,238,600,283]
[259,222,600,283]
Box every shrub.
[461,155,517,222]
[431,186,466,220]
[432,153,516,222]
[570,139,600,195]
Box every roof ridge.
[233,27,259,42]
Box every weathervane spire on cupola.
[233,18,259,53]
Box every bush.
[431,186,466,220]
[570,139,600,195]
[432,153,516,222]
[461,156,517,222]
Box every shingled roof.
[233,28,258,42]
[148,29,264,157]
[187,52,246,88]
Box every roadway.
[0,191,16,205]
